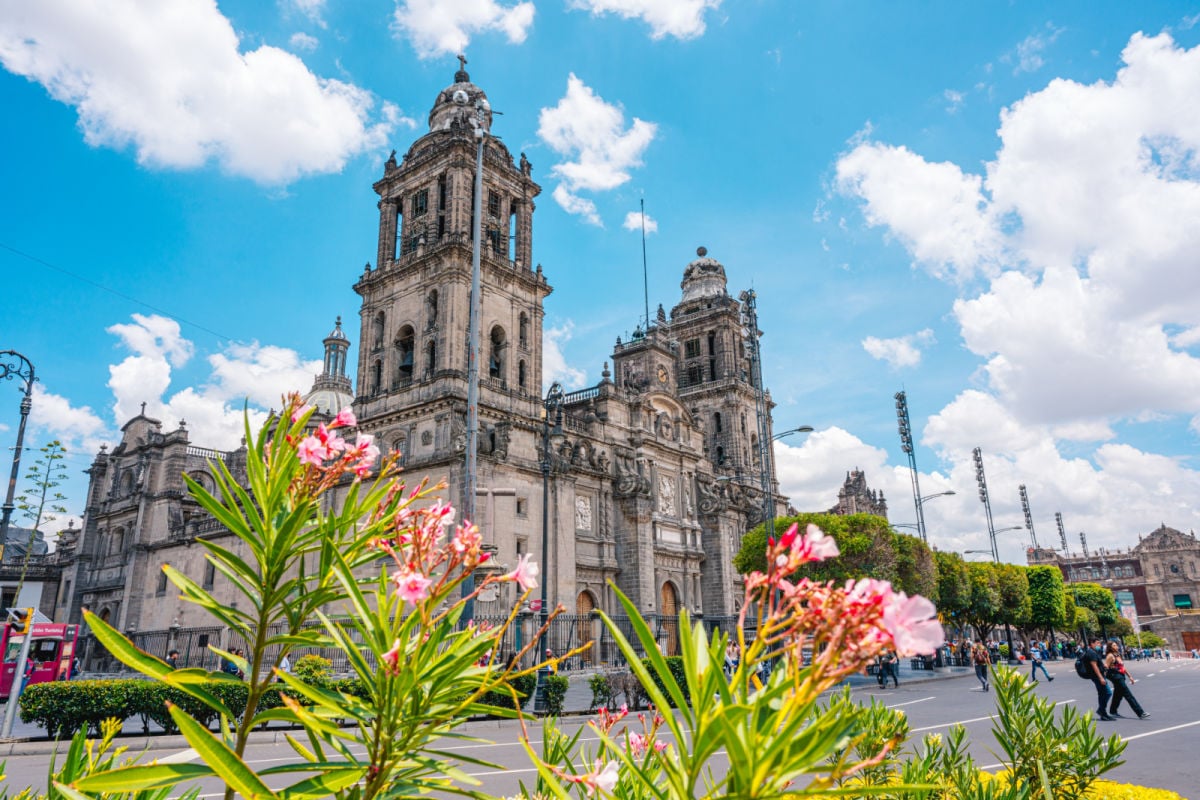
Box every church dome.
[427,58,493,135]
[306,385,354,417]
[680,246,728,301]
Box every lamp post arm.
[0,350,36,546]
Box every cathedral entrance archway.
[660,581,679,656]
[576,590,597,664]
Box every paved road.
[5,660,1199,798]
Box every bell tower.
[352,62,549,488]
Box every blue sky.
[2,0,1200,563]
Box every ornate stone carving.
[655,412,675,442]
[658,474,677,516]
[576,497,592,532]
[696,477,724,514]
[421,429,433,446]
[614,450,649,497]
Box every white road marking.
[910,700,1075,733]
[1120,719,1200,742]
[886,696,936,709]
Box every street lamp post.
[895,391,932,543]
[533,382,564,714]
[0,350,35,549]
[762,425,813,537]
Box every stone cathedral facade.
[55,66,787,639]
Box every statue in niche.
[655,413,674,441]
[421,429,433,446]
[451,416,467,453]
[683,479,694,518]
[575,497,592,532]
[658,474,677,516]
[594,449,610,474]
[493,421,511,460]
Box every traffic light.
[9,608,33,635]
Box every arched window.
[392,434,407,465]
[715,446,726,466]
[372,311,385,351]
[518,359,527,390]
[425,340,437,377]
[750,434,759,467]
[110,527,125,556]
[489,326,507,381]
[395,325,415,385]
[426,290,439,328]
[120,471,135,496]
[713,412,723,433]
[519,312,529,348]
[371,359,383,395]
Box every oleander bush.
[542,674,569,716]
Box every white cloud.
[543,321,587,391]
[392,0,535,59]
[569,0,721,40]
[943,89,964,113]
[538,74,657,223]
[28,384,109,453]
[835,141,1002,283]
[288,0,328,27]
[1011,23,1064,74]
[553,185,602,227]
[862,328,935,369]
[623,209,657,234]
[838,33,1200,429]
[0,0,395,184]
[289,32,319,52]
[104,314,318,450]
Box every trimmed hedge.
[19,673,538,738]
[640,656,690,707]
[542,674,569,716]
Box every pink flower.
[505,553,539,591]
[297,436,326,466]
[653,740,668,753]
[314,423,348,453]
[381,639,402,674]
[883,592,944,656]
[593,761,619,794]
[628,732,647,756]
[393,569,433,605]
[350,434,380,478]
[451,523,481,555]
[332,408,357,428]
[290,404,313,423]
[799,524,839,561]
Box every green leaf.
[73,763,214,792]
[279,768,367,799]
[168,702,278,800]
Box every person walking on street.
[1030,643,1053,683]
[1081,637,1113,721]
[1105,642,1149,719]
[972,641,991,691]
[165,649,180,669]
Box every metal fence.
[75,613,762,676]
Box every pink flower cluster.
[294,409,380,480]
[744,523,944,678]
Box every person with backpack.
[1077,637,1114,721]
[971,641,991,691]
[1105,641,1149,719]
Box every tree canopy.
[1025,565,1068,636]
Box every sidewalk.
[0,660,981,757]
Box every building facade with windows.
[1028,524,1200,652]
[56,65,787,649]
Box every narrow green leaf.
[278,768,366,799]
[168,702,278,800]
[74,763,213,792]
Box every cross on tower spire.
[457,53,467,70]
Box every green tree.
[1124,631,1166,649]
[961,561,1001,641]
[10,439,69,600]
[1070,582,1119,637]
[933,550,971,637]
[733,512,899,586]
[891,531,937,602]
[1026,565,1067,638]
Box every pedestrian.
[882,649,899,689]
[971,640,991,692]
[1080,637,1114,721]
[1105,642,1149,719]
[165,649,180,669]
[1029,643,1053,683]
[278,653,292,680]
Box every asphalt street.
[3,659,1199,798]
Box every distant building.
[1,523,64,619]
[1027,524,1200,652]
[828,469,888,519]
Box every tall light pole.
[1019,484,1040,550]
[1055,512,1069,556]
[972,447,999,562]
[0,350,35,549]
[895,391,931,543]
[462,84,491,615]
[533,382,564,714]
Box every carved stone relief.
[658,474,677,516]
[575,497,592,532]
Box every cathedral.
[53,65,786,639]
